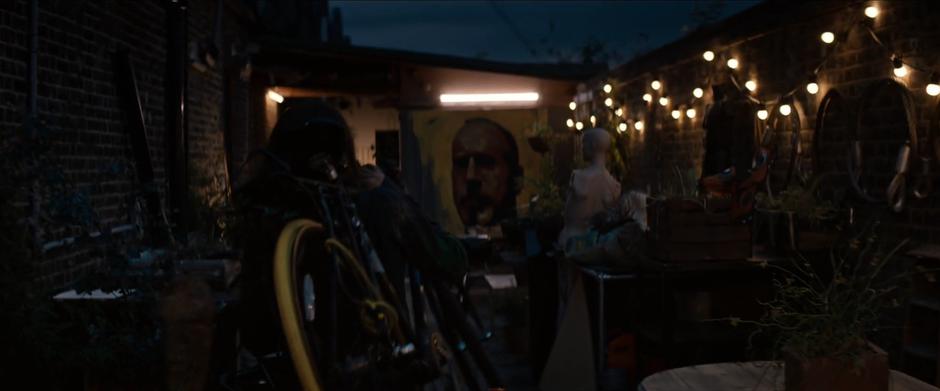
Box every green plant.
[756,175,838,221]
[729,221,912,364]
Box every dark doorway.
[375,130,400,169]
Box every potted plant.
[734,222,909,391]
[755,175,840,253]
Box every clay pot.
[784,344,888,391]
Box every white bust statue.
[558,128,622,248]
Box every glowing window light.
[651,80,662,90]
[439,92,540,105]
[267,90,284,103]
[692,87,704,98]
[703,51,715,62]
[727,58,739,69]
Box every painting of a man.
[451,118,522,228]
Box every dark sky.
[332,1,760,65]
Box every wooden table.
[639,361,938,391]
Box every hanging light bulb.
[642,93,653,102]
[566,118,574,128]
[927,73,940,96]
[604,97,614,107]
[686,108,697,119]
[779,104,792,116]
[569,101,577,110]
[659,96,669,106]
[618,122,628,133]
[267,90,285,103]
[590,115,597,126]
[703,50,715,62]
[892,55,908,77]
[692,87,704,98]
[615,108,623,116]
[757,107,769,120]
[745,80,757,92]
[634,120,645,131]
[603,83,613,93]
[864,5,879,19]
[893,63,908,77]
[727,58,739,69]
[671,110,681,119]
[575,121,584,130]
[806,75,819,94]
[651,80,662,90]
[820,31,835,44]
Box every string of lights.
[567,3,940,134]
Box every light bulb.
[806,82,819,94]
[686,108,697,119]
[864,5,879,19]
[779,104,792,116]
[703,51,715,62]
[634,120,644,131]
[893,64,908,78]
[604,97,614,107]
[671,110,681,119]
[618,122,628,133]
[927,83,940,96]
[757,109,769,120]
[745,80,757,92]
[659,96,669,106]
[566,118,574,128]
[590,115,597,125]
[820,32,835,44]
[575,121,584,130]
[692,87,704,98]
[727,58,739,69]
[615,108,623,117]
[603,83,613,93]
[651,80,662,90]
[642,93,653,102]
[569,101,577,110]
[267,90,284,103]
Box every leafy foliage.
[734,222,911,363]
[756,175,838,221]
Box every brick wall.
[603,0,940,243]
[0,0,253,287]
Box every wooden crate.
[647,198,751,262]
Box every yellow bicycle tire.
[273,218,324,391]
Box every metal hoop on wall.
[850,79,919,212]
